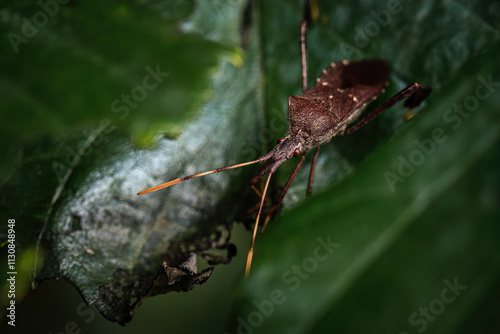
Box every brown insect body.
[251,59,389,181]
[138,4,430,276]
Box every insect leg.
[306,146,320,196]
[346,82,423,135]
[404,86,433,120]
[260,153,306,232]
[300,11,308,92]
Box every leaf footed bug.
[137,1,431,277]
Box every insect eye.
[277,137,285,144]
[293,148,301,157]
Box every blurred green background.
[1,0,500,333]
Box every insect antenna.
[137,158,267,195]
[137,148,279,277]
[245,171,273,277]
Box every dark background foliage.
[1,0,499,333]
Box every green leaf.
[1,0,257,325]
[2,0,499,332]
[229,0,500,333]
[0,0,240,181]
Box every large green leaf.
[1,0,499,333]
[229,0,500,333]
[0,0,239,181]
[1,0,257,327]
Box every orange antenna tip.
[137,178,183,195]
[137,158,266,196]
[245,248,254,278]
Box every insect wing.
[304,60,390,121]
